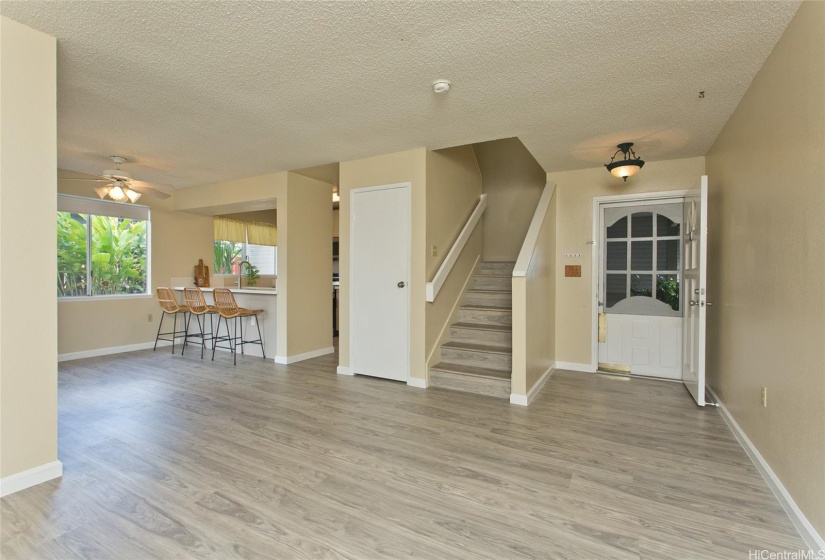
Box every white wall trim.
[274,346,334,365]
[407,377,428,389]
[336,365,354,375]
[426,194,487,301]
[555,361,597,373]
[510,363,555,406]
[0,460,63,497]
[58,341,171,362]
[709,388,824,553]
[509,393,529,406]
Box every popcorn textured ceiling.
[2,1,800,188]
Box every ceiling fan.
[59,156,172,203]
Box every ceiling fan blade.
[128,181,172,200]
[59,176,111,183]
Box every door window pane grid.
[603,207,682,313]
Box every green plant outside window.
[57,211,148,297]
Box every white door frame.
[590,189,690,371]
[348,182,412,381]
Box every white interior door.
[350,184,410,382]
[682,176,709,406]
[597,200,684,379]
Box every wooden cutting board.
[194,259,210,287]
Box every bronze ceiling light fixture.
[605,142,645,181]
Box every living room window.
[57,194,150,298]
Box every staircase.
[430,261,514,398]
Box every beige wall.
[548,156,706,366]
[56,186,214,355]
[280,173,333,358]
[178,170,332,360]
[220,209,277,225]
[425,146,483,368]
[513,188,557,397]
[338,148,427,378]
[174,172,285,214]
[0,17,58,479]
[705,0,825,536]
[474,138,546,261]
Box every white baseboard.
[58,341,171,362]
[336,365,354,376]
[274,346,335,365]
[0,460,63,497]
[407,377,428,389]
[509,394,528,406]
[555,361,596,373]
[709,388,824,552]
[510,363,555,406]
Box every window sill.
[58,294,153,302]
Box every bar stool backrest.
[156,287,183,313]
[183,287,211,314]
[212,288,241,318]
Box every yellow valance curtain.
[214,217,277,246]
[214,217,247,243]
[247,221,277,246]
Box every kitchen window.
[57,194,150,298]
[213,217,277,275]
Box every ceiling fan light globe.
[124,188,141,203]
[108,184,126,201]
[94,186,110,199]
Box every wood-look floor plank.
[1,349,807,559]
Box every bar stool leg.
[255,315,266,360]
[240,318,245,355]
[153,312,165,351]
[212,316,223,361]
[171,312,177,354]
[197,315,205,359]
[181,312,191,356]
[207,313,216,359]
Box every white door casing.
[350,183,410,382]
[682,176,709,406]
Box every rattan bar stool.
[154,287,190,354]
[182,287,219,359]
[211,288,265,365]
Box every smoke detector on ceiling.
[432,79,451,94]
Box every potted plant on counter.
[245,263,260,287]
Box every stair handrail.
[513,183,556,277]
[426,194,488,302]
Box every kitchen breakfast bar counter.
[173,287,276,360]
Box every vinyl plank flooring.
[1,349,808,559]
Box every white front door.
[682,176,709,406]
[597,199,684,379]
[350,183,410,382]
